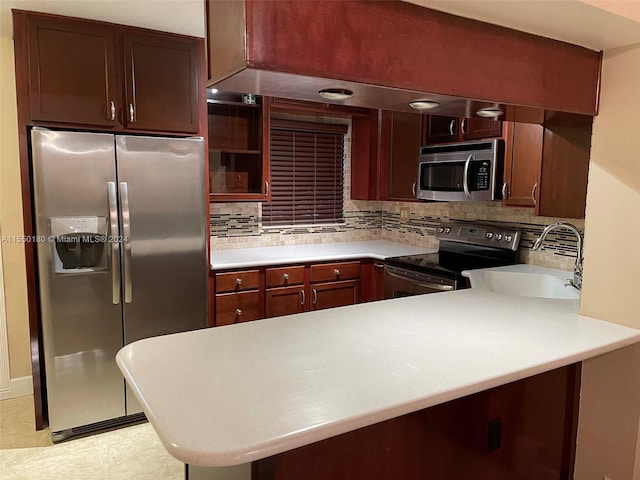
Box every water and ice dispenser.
[50,216,108,273]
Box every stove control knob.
[444,227,451,234]
[495,234,503,241]
[486,232,494,239]
[504,235,513,243]
[437,227,445,234]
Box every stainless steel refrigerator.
[31,128,208,440]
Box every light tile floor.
[0,396,183,480]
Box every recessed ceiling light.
[409,100,440,111]
[476,107,503,118]
[318,88,353,101]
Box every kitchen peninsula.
[116,287,640,479]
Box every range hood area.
[205,0,602,123]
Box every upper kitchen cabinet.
[208,92,270,201]
[122,31,200,133]
[383,111,422,201]
[18,11,201,134]
[503,115,592,219]
[423,116,503,144]
[205,1,601,121]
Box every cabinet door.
[266,286,307,318]
[311,281,360,311]
[215,291,261,326]
[462,118,503,141]
[424,115,458,144]
[26,15,118,127]
[387,111,421,200]
[503,123,543,208]
[123,31,200,133]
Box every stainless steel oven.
[384,222,521,299]
[385,265,457,298]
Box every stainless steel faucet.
[533,222,584,290]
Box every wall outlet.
[400,207,410,223]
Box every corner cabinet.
[207,94,271,201]
[503,115,592,219]
[22,11,201,134]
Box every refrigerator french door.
[31,128,208,439]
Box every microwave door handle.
[463,154,472,198]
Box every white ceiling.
[407,0,640,51]
[1,0,205,38]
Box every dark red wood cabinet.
[23,12,200,133]
[123,31,200,133]
[254,364,580,480]
[26,15,119,127]
[424,115,503,144]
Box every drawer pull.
[236,308,242,317]
[300,290,305,305]
[283,273,289,281]
[236,278,242,286]
[334,269,341,277]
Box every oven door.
[384,265,457,299]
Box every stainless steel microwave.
[416,139,504,202]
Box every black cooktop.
[386,222,521,279]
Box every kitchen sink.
[462,264,581,300]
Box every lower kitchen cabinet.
[215,291,262,326]
[213,268,264,326]
[266,286,307,318]
[214,260,365,325]
[311,280,360,310]
[360,260,386,302]
[254,364,580,480]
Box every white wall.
[575,42,640,479]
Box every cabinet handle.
[374,263,384,269]
[531,182,537,205]
[236,308,242,317]
[449,119,455,136]
[461,118,468,135]
[334,269,341,277]
[502,182,509,200]
[412,181,417,196]
[312,288,317,305]
[300,290,305,305]
[283,273,289,281]
[236,277,242,286]
[129,103,135,123]
[264,181,269,197]
[110,101,116,121]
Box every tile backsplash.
[210,200,584,271]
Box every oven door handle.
[386,270,455,291]
[415,281,455,291]
[463,154,472,198]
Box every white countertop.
[116,288,640,467]
[209,240,436,270]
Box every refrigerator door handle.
[107,182,121,305]
[119,182,133,303]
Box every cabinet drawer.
[310,261,360,283]
[215,270,259,293]
[215,291,261,326]
[266,265,305,287]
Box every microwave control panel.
[470,161,491,191]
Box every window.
[263,119,347,226]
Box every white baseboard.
[0,375,33,401]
